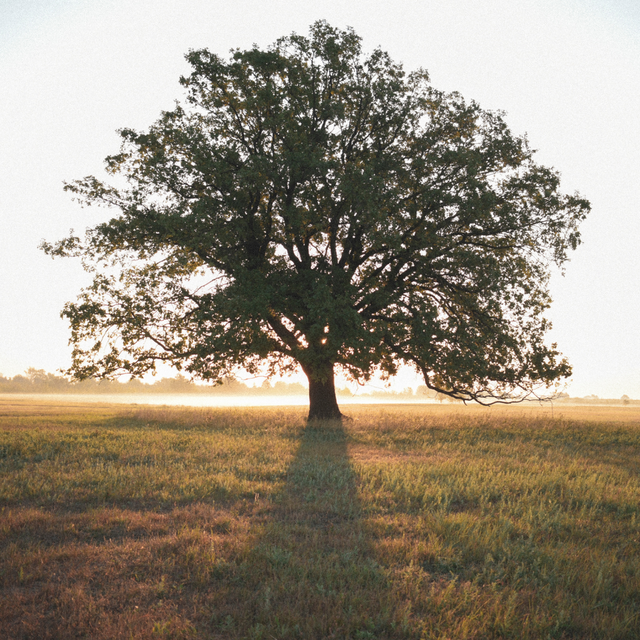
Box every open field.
[1,399,639,639]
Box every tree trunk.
[303,363,343,421]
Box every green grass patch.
[1,399,639,638]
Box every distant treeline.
[0,368,435,398]
[2,369,635,403]
[554,394,639,405]
[0,369,308,395]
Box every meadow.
[0,398,638,639]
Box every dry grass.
[1,399,639,638]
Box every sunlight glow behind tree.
[42,22,589,419]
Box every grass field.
[1,398,639,639]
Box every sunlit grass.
[1,399,639,638]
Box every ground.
[1,399,639,638]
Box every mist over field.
[1,369,637,407]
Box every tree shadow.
[1,412,413,639]
[220,419,405,639]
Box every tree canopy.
[43,21,590,419]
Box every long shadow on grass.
[0,413,409,639]
[221,419,401,639]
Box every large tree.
[43,22,589,419]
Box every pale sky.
[1,0,638,397]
